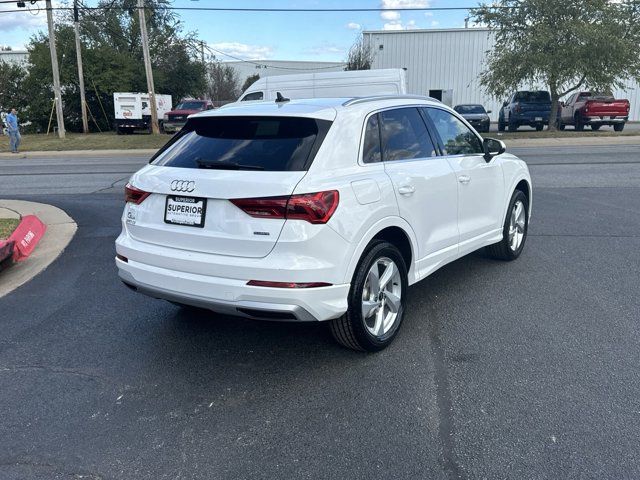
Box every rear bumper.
[116,256,349,321]
[583,116,627,124]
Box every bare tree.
[207,61,240,102]
[345,33,372,71]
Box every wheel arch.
[344,217,419,285]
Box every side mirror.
[483,137,506,162]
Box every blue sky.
[1,0,477,62]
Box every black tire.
[486,189,529,261]
[330,241,408,352]
[116,126,124,135]
[575,115,584,131]
[507,120,518,132]
[498,117,505,132]
[614,123,625,132]
[535,124,543,131]
[591,124,601,131]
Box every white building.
[223,60,346,90]
[364,28,640,121]
[0,49,28,67]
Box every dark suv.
[498,91,551,132]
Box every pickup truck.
[557,92,630,131]
[498,91,552,132]
[162,99,214,134]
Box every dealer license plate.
[164,196,207,228]
[535,117,543,121]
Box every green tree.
[23,0,206,132]
[474,0,640,130]
[241,73,260,93]
[0,61,28,115]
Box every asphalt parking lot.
[1,144,639,479]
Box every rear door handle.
[397,185,415,196]
[458,175,471,185]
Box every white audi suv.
[116,96,531,351]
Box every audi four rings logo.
[170,180,196,192]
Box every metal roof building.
[363,28,640,121]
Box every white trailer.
[113,92,172,134]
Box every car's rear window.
[175,101,206,110]
[150,116,332,171]
[514,91,551,103]
[454,105,486,114]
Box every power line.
[1,5,500,14]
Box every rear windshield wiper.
[195,159,264,170]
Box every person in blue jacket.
[6,108,21,153]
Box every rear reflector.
[247,280,332,288]
[125,183,150,205]
[231,190,339,224]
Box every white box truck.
[237,69,408,102]
[113,92,172,134]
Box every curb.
[0,148,158,159]
[0,200,77,298]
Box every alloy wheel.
[361,257,402,337]
[508,200,526,251]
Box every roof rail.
[342,95,440,107]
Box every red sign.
[8,215,47,262]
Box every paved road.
[1,144,639,479]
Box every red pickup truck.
[557,92,630,131]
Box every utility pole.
[137,0,159,134]
[45,0,65,138]
[73,0,89,134]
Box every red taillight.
[231,190,339,225]
[229,196,288,219]
[125,183,150,205]
[247,280,332,288]
[514,104,521,114]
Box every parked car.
[237,69,407,102]
[116,96,532,351]
[557,92,630,131]
[453,104,491,132]
[162,99,214,133]
[498,91,551,132]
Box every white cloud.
[381,0,430,7]
[380,10,401,21]
[380,0,428,30]
[0,5,47,33]
[346,22,361,30]
[383,21,405,31]
[208,42,274,61]
[430,20,440,27]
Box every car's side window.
[362,114,382,164]
[241,92,264,101]
[379,107,437,161]
[424,108,483,156]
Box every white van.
[238,69,407,102]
